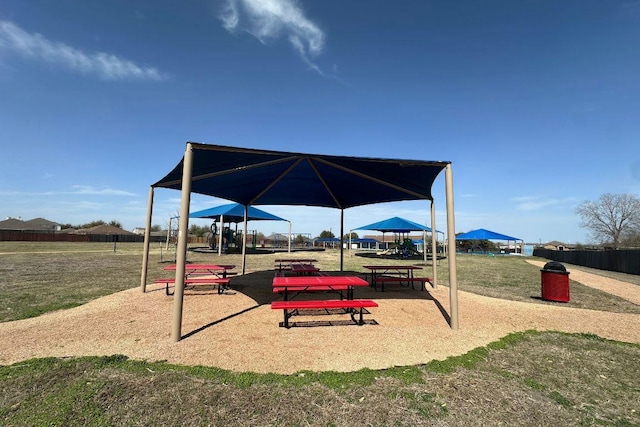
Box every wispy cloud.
[70,185,137,196]
[219,0,326,75]
[512,196,576,211]
[0,185,136,197]
[0,20,167,81]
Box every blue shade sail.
[153,143,450,209]
[189,203,286,223]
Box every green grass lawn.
[1,242,639,425]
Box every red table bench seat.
[373,277,433,291]
[273,284,349,300]
[271,299,378,328]
[154,277,231,295]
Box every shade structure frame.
[140,142,459,341]
[152,142,450,209]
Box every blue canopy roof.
[153,143,449,209]
[315,237,341,242]
[189,203,286,223]
[456,228,521,241]
[354,216,432,233]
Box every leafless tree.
[575,193,640,248]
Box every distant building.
[72,224,134,235]
[543,240,574,251]
[0,217,61,231]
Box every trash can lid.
[542,261,567,272]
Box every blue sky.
[1,0,639,244]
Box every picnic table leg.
[217,269,230,294]
[350,307,365,325]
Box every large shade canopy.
[189,203,286,223]
[153,143,449,208]
[140,142,459,341]
[456,228,520,241]
[355,216,432,233]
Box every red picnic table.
[273,258,318,272]
[289,263,320,275]
[163,263,236,276]
[271,275,375,327]
[273,275,369,300]
[158,264,236,295]
[362,265,432,291]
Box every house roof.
[0,218,27,230]
[23,217,60,230]
[75,224,134,235]
[0,217,60,231]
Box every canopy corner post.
[140,186,154,293]
[241,206,248,275]
[218,214,223,256]
[339,209,344,272]
[430,200,438,289]
[288,222,292,253]
[171,143,194,342]
[445,163,458,329]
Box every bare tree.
[575,193,640,248]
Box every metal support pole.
[445,164,458,329]
[171,143,194,342]
[165,217,171,251]
[339,209,344,272]
[218,214,223,256]
[140,187,154,293]
[241,205,248,275]
[431,200,438,289]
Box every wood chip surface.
[1,262,638,374]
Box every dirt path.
[0,268,639,375]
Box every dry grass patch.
[1,332,638,426]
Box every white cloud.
[0,20,167,81]
[0,186,136,197]
[220,0,325,75]
[69,185,137,196]
[512,195,576,212]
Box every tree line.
[57,193,639,248]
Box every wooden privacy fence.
[0,230,199,244]
[0,230,90,242]
[534,248,640,275]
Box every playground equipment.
[207,222,218,249]
[204,220,258,252]
[399,237,422,258]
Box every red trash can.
[540,261,570,302]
